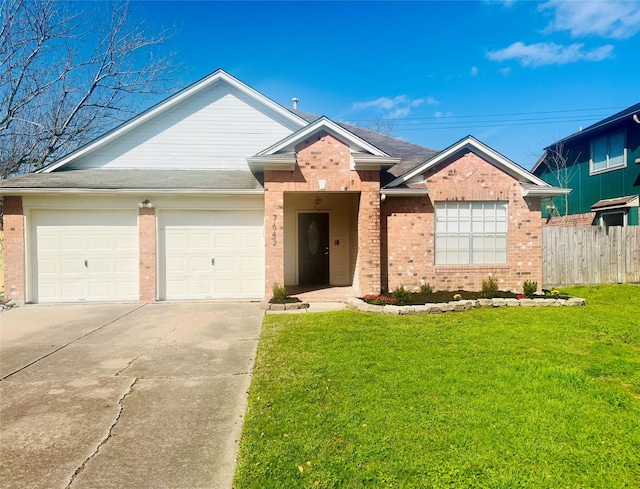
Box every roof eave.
[521,185,571,198]
[247,155,296,172]
[353,156,400,171]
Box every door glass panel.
[308,221,320,255]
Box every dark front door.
[298,213,329,285]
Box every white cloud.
[541,0,640,39]
[470,66,478,76]
[500,67,512,76]
[486,41,614,66]
[352,95,438,119]
[434,111,454,118]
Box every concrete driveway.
[0,302,263,489]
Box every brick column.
[138,207,157,302]
[357,172,381,295]
[3,196,25,303]
[263,176,285,298]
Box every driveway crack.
[115,324,178,376]
[66,377,138,488]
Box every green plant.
[523,280,538,297]
[481,274,499,298]
[452,293,462,301]
[391,285,412,305]
[363,294,398,306]
[420,283,433,295]
[271,282,288,301]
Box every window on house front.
[435,201,508,265]
[591,131,626,173]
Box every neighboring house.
[1,70,567,304]
[532,102,640,227]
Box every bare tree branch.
[0,0,176,177]
[542,140,581,216]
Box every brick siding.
[138,207,157,301]
[2,196,25,302]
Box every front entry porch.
[283,192,360,290]
[285,284,359,302]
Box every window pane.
[592,136,607,171]
[471,202,484,217]
[609,131,625,168]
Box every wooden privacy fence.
[542,226,640,287]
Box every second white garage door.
[159,210,264,300]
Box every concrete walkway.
[0,302,262,489]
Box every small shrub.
[420,283,433,295]
[523,280,538,297]
[481,275,499,299]
[392,285,412,306]
[363,295,398,306]
[272,283,288,301]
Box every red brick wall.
[2,196,25,302]
[263,131,381,295]
[138,207,156,301]
[382,151,543,293]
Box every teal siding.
[536,119,640,222]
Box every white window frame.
[590,130,626,175]
[597,209,627,229]
[435,201,508,266]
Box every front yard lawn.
[234,285,640,488]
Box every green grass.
[234,285,640,488]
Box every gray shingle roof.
[0,169,263,193]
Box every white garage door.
[32,210,139,303]
[159,210,264,300]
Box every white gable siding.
[66,82,299,171]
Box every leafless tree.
[541,140,581,216]
[0,0,175,177]
[355,115,396,137]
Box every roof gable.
[386,135,552,189]
[257,116,389,156]
[42,70,308,172]
[248,117,400,171]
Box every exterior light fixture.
[138,199,154,208]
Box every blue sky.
[134,0,639,169]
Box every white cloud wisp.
[486,41,613,67]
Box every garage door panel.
[240,255,263,272]
[189,233,213,249]
[32,210,138,303]
[116,258,138,273]
[61,234,85,251]
[160,210,264,300]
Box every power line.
[346,106,626,131]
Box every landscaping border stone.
[260,301,310,311]
[345,296,585,314]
